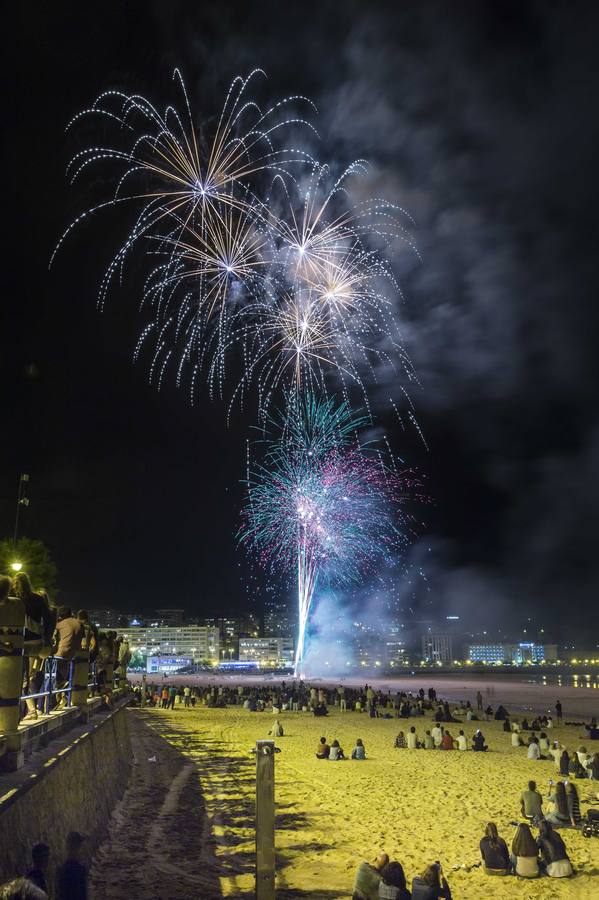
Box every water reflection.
[534,673,599,688]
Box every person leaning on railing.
[53,607,83,709]
[13,573,51,723]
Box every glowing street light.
[10,562,23,572]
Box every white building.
[115,625,220,662]
[421,633,453,663]
[467,642,558,664]
[238,637,294,666]
[146,655,192,674]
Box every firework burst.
[239,394,416,673]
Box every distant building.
[263,596,295,637]
[467,642,558,664]
[87,608,134,629]
[238,636,294,667]
[114,625,220,662]
[154,608,186,627]
[200,614,261,659]
[146,655,192,674]
[421,633,453,663]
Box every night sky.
[6,3,599,637]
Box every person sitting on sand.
[407,726,420,749]
[394,731,407,749]
[520,780,543,824]
[536,820,573,877]
[527,737,541,760]
[503,718,511,732]
[268,718,283,737]
[316,736,330,759]
[539,732,550,754]
[494,705,508,721]
[590,752,599,780]
[559,749,570,776]
[456,730,467,751]
[378,861,411,900]
[424,730,435,749]
[521,718,529,731]
[479,822,510,875]
[511,823,540,878]
[531,718,541,731]
[511,730,523,747]
[431,724,443,747]
[565,781,582,827]
[472,729,488,752]
[352,853,389,900]
[329,739,346,761]
[411,862,452,899]
[351,738,366,760]
[545,781,571,828]
[313,702,328,717]
[547,715,554,728]
[441,730,454,750]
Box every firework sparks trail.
[239,394,417,674]
[55,72,418,417]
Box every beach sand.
[92,691,599,899]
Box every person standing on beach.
[352,853,389,900]
[556,700,563,723]
[476,691,483,711]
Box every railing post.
[0,597,26,734]
[71,649,90,713]
[104,661,114,694]
[255,739,275,900]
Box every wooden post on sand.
[255,739,275,900]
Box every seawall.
[0,700,132,884]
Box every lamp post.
[13,473,30,549]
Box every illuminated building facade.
[114,625,220,662]
[238,636,294,666]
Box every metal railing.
[20,656,100,716]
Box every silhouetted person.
[27,843,49,894]
[55,832,87,900]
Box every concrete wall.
[0,702,132,885]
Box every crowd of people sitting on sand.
[2,670,599,897]
[148,679,599,770]
[352,800,590,898]
[0,573,130,724]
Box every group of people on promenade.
[0,572,130,723]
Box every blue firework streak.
[239,394,417,674]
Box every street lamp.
[13,474,30,549]
[10,562,23,572]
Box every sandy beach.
[91,684,599,899]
